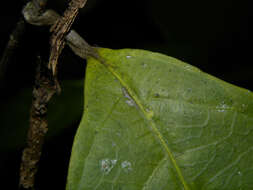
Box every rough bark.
[49,0,88,75]
[19,0,97,189]
[19,58,60,189]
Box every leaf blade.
[103,53,190,190]
[67,48,253,190]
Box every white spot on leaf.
[184,65,192,71]
[216,101,230,112]
[126,55,132,59]
[126,100,135,106]
[240,104,248,112]
[121,161,132,172]
[122,87,136,107]
[145,108,154,118]
[100,158,117,174]
[142,63,147,68]
[112,142,116,147]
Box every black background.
[0,0,252,189]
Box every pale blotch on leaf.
[142,63,147,68]
[122,87,136,107]
[112,142,116,147]
[145,107,154,118]
[126,100,135,107]
[126,55,132,59]
[100,158,117,174]
[240,104,248,112]
[183,65,192,71]
[216,101,230,112]
[121,160,132,173]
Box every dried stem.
[19,57,60,189]
[49,0,88,75]
[19,0,54,189]
[22,1,99,61]
[19,0,94,189]
[0,0,48,89]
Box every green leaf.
[67,48,253,190]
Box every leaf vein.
[102,60,191,190]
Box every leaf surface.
[67,48,253,190]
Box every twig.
[19,56,60,189]
[22,1,58,26]
[23,1,99,61]
[0,1,48,89]
[49,0,88,75]
[19,1,95,189]
[19,1,55,189]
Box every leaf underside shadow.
[67,48,253,190]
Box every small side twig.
[0,0,47,89]
[49,0,88,75]
[19,57,60,189]
[22,1,99,61]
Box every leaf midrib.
[98,58,190,190]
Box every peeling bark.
[49,0,88,75]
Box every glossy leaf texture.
[67,48,253,190]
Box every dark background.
[0,0,252,189]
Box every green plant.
[0,0,252,189]
[67,48,253,190]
